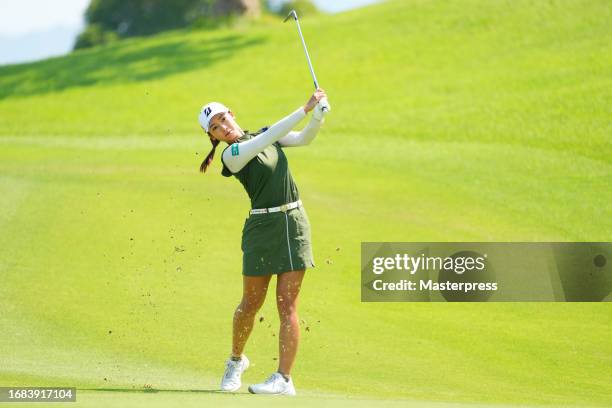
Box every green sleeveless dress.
[221,129,315,276]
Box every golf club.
[284,9,330,113]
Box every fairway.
[9,390,580,408]
[1,384,609,408]
[1,0,611,407]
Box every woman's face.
[208,112,242,143]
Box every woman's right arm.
[278,102,327,147]
[221,107,306,173]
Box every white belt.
[250,199,302,215]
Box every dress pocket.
[290,208,311,243]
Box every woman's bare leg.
[232,274,272,357]
[276,269,305,375]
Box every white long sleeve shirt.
[221,107,323,174]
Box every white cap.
[199,102,229,132]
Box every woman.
[198,89,329,396]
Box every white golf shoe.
[248,372,296,396]
[220,355,250,392]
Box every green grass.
[1,0,611,407]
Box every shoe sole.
[247,386,295,396]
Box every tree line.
[75,0,318,50]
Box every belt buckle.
[279,204,289,212]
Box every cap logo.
[204,107,212,118]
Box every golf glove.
[313,98,330,121]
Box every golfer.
[198,89,329,396]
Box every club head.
[283,9,298,22]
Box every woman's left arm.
[278,116,322,147]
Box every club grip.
[319,97,331,113]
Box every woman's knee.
[237,296,265,316]
[276,296,298,320]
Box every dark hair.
[199,133,219,173]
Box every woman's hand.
[303,89,327,113]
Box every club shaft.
[294,18,319,89]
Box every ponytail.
[200,134,220,173]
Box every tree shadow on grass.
[0,32,265,99]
